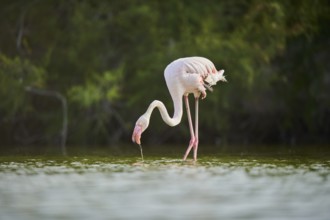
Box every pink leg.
[183,95,195,160]
[193,97,199,160]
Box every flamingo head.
[132,114,150,145]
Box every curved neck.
[145,95,183,127]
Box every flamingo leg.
[183,95,195,160]
[193,97,199,161]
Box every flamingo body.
[132,57,226,160]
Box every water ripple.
[0,156,329,220]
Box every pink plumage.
[132,57,226,161]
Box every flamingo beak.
[132,125,142,145]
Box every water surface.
[0,155,329,220]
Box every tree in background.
[0,0,329,151]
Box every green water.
[0,153,330,220]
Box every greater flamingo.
[132,57,226,161]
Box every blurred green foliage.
[0,0,329,149]
[0,54,45,116]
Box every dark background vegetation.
[0,0,329,153]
